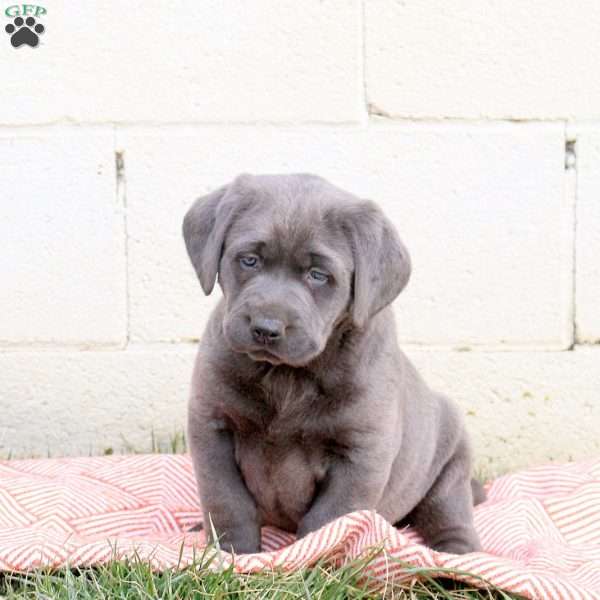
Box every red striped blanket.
[0,455,599,599]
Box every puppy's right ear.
[182,184,232,295]
[342,200,411,328]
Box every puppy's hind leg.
[471,477,487,506]
[409,439,481,555]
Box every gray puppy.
[183,173,482,555]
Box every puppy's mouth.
[247,349,284,365]
[222,314,323,367]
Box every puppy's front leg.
[296,444,391,538]
[188,414,261,554]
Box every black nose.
[251,318,284,344]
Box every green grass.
[0,433,519,599]
[0,550,522,599]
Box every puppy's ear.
[182,182,244,295]
[344,201,411,328]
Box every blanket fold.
[1,454,599,600]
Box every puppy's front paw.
[225,537,261,555]
[296,510,334,539]
[295,522,313,540]
[432,534,481,555]
[206,523,261,555]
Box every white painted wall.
[1,1,598,470]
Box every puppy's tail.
[471,478,487,506]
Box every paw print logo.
[5,16,45,48]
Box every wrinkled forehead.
[225,191,352,270]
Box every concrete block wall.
[1,1,598,470]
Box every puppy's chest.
[225,370,339,443]
[224,370,345,529]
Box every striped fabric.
[0,455,599,599]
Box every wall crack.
[115,148,130,348]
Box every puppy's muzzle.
[250,317,285,345]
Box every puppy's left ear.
[183,178,250,295]
[344,201,411,328]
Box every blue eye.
[240,255,259,269]
[309,269,328,283]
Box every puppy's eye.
[240,255,259,269]
[308,269,329,283]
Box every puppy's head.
[183,174,410,367]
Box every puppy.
[183,173,481,555]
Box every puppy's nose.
[251,317,284,344]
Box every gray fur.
[183,173,481,555]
